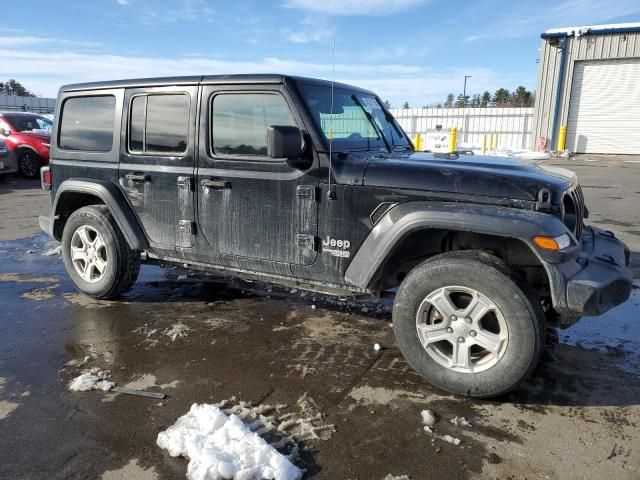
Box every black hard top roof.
[59,74,375,96]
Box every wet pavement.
[1,158,639,480]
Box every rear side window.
[211,93,295,157]
[128,94,189,155]
[59,96,115,152]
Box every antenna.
[327,36,336,200]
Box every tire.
[393,251,545,398]
[61,205,141,299]
[17,150,41,178]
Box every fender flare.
[52,178,149,250]
[344,201,577,290]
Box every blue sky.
[1,0,639,106]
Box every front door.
[196,84,318,266]
[119,86,197,250]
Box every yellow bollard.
[491,133,498,150]
[413,133,422,151]
[449,127,457,153]
[481,134,487,155]
[557,125,567,151]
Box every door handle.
[125,173,150,183]
[201,179,231,190]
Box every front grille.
[563,184,585,239]
[572,185,585,239]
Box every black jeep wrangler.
[40,75,632,397]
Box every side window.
[128,94,189,155]
[211,93,295,157]
[59,96,116,152]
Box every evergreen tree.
[454,94,469,108]
[402,101,410,109]
[444,93,454,108]
[480,91,492,107]
[492,88,511,107]
[510,86,533,107]
[0,79,36,97]
[384,100,391,108]
[470,94,481,107]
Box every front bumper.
[550,226,632,320]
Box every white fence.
[390,107,535,151]
[0,95,56,114]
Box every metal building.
[533,23,640,154]
[0,95,56,114]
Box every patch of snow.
[65,356,91,368]
[562,289,640,376]
[384,475,410,480]
[165,323,190,342]
[421,409,436,428]
[177,274,188,280]
[544,22,640,37]
[157,403,302,480]
[439,434,461,446]
[373,343,382,351]
[43,245,62,256]
[68,369,115,392]
[450,416,472,427]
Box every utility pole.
[462,75,472,108]
[462,75,472,143]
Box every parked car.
[0,111,52,178]
[39,75,632,398]
[0,139,18,176]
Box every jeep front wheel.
[62,205,140,299]
[393,251,544,398]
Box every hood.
[362,151,576,203]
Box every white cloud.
[284,0,428,16]
[0,46,505,106]
[116,0,129,5]
[0,35,101,48]
[282,14,334,44]
[464,0,640,41]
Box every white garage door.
[566,58,640,154]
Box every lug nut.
[446,327,453,334]
[458,337,465,343]
[451,315,457,321]
[470,330,477,337]
[465,317,472,324]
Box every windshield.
[3,113,52,133]
[299,84,410,151]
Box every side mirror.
[0,128,9,137]
[267,125,304,159]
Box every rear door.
[119,86,197,250]
[196,84,318,266]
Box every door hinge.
[177,176,194,191]
[178,220,196,234]
[296,185,317,201]
[296,234,317,251]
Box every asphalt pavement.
[0,156,639,480]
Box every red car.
[0,112,52,178]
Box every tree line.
[0,79,37,97]
[392,86,535,109]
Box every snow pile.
[544,23,640,37]
[68,368,115,392]
[439,435,461,446]
[43,245,62,256]
[450,416,472,428]
[157,403,302,480]
[384,475,410,480]
[562,289,640,376]
[165,323,190,342]
[420,409,436,429]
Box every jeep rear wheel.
[62,205,140,299]
[393,251,544,398]
[17,150,41,178]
